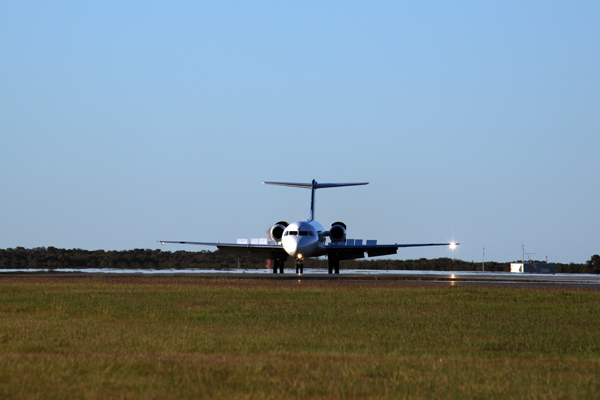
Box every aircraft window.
[284,232,289,236]
[299,231,309,236]
[289,231,298,236]
[309,231,314,236]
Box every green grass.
[1,276,599,399]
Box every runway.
[2,268,600,289]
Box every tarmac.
[2,269,600,289]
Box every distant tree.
[587,254,600,274]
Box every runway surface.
[2,268,600,289]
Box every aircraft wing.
[325,242,457,260]
[158,241,288,260]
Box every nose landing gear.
[296,259,304,274]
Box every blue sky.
[1,1,598,263]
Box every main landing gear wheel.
[272,259,285,274]
[328,255,340,274]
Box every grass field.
[0,276,599,399]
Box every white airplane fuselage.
[280,220,327,260]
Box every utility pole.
[482,247,485,272]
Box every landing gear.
[295,260,304,274]
[328,255,340,274]
[272,259,285,274]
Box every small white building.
[511,262,556,274]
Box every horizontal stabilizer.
[263,181,368,189]
[263,179,368,221]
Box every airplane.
[159,179,458,274]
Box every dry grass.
[1,275,599,399]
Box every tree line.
[0,247,598,274]
[0,247,263,270]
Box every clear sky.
[1,1,598,263]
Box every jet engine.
[269,221,289,243]
[329,222,347,243]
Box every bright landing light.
[449,242,457,250]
